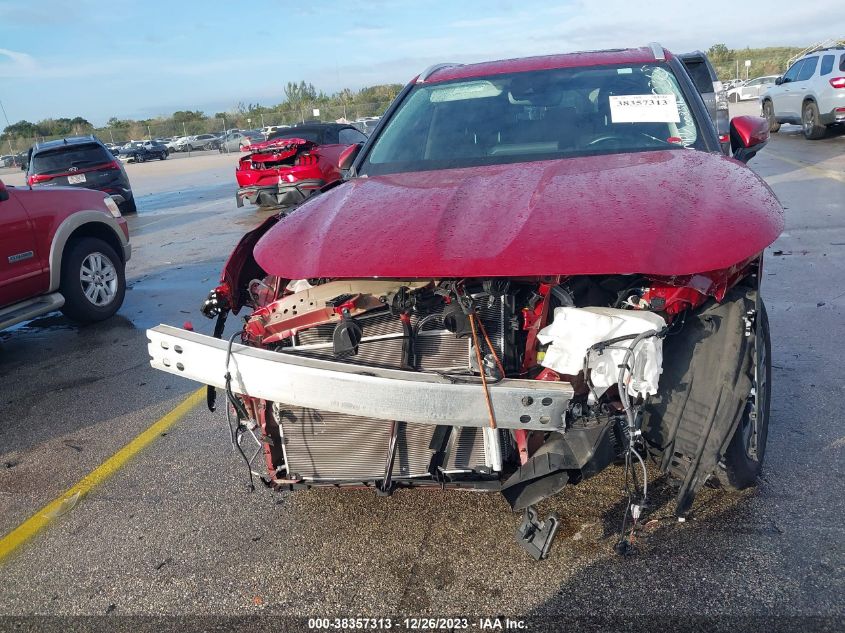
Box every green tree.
[172,110,206,123]
[707,43,732,63]
[284,81,318,122]
[2,120,39,139]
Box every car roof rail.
[648,42,666,61]
[416,62,463,83]
[787,38,845,67]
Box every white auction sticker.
[609,94,680,123]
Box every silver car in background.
[762,46,845,139]
[727,75,779,102]
[217,130,264,152]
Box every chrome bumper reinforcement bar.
[147,325,572,431]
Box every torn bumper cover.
[235,178,324,208]
[147,324,573,430]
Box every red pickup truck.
[0,178,130,330]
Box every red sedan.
[235,123,368,208]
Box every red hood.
[253,150,783,279]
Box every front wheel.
[159,152,167,160]
[136,153,145,163]
[59,237,126,323]
[763,100,780,133]
[716,301,771,489]
[802,101,826,140]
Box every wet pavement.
[0,127,843,626]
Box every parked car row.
[1,152,29,169]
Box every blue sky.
[0,0,843,126]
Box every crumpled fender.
[219,214,281,314]
[642,285,756,514]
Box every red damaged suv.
[235,123,368,208]
[150,44,781,558]
[0,178,130,331]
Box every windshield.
[361,63,701,176]
[30,144,112,174]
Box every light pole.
[0,99,14,155]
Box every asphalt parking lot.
[0,109,843,626]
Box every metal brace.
[515,506,560,560]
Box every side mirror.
[730,115,769,163]
[0,179,9,202]
[338,142,363,171]
[774,76,784,85]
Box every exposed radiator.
[275,406,497,482]
[274,295,507,482]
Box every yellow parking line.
[0,387,205,563]
[765,151,845,183]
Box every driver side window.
[782,60,804,83]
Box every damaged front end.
[235,138,334,209]
[149,222,768,548]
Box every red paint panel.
[253,150,783,279]
[730,115,769,148]
[422,47,669,84]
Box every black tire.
[118,196,137,215]
[59,237,126,323]
[136,153,145,163]
[763,100,780,133]
[716,301,771,489]
[159,152,167,160]
[802,101,826,140]
[186,145,193,152]
[729,92,739,103]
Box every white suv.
[762,47,845,139]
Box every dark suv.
[26,136,137,214]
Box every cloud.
[0,48,38,77]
